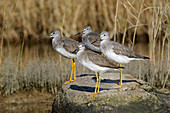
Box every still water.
[0,91,54,113]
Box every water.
[0,90,55,113]
[0,103,52,113]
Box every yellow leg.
[72,60,76,82]
[62,59,75,86]
[113,64,123,88]
[88,72,100,100]
[97,76,101,93]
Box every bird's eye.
[53,32,55,34]
[104,34,105,36]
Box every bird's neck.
[53,36,61,42]
[83,31,92,37]
[82,33,87,38]
[52,36,62,47]
[101,39,109,43]
[78,47,85,53]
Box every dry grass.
[0,49,92,95]
[0,57,63,95]
[0,0,169,94]
[124,58,169,89]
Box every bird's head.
[100,31,110,40]
[82,26,92,35]
[74,25,92,36]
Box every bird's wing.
[83,32,100,47]
[62,37,79,53]
[111,41,145,58]
[87,32,100,44]
[86,51,119,68]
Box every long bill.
[73,44,80,53]
[91,38,102,44]
[74,31,83,36]
[40,35,50,41]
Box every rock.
[52,73,169,113]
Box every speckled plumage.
[81,50,120,68]
[83,32,100,46]
[101,40,146,58]
[51,30,79,59]
[53,36,78,54]
[77,44,122,73]
[42,29,79,85]
[81,26,101,52]
[99,31,150,88]
[100,31,149,64]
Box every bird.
[41,30,79,85]
[75,26,101,52]
[100,31,149,88]
[76,43,124,99]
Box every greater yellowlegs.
[75,26,101,52]
[41,30,79,85]
[76,43,123,99]
[100,31,149,88]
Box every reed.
[0,0,168,42]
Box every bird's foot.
[62,79,77,86]
[88,92,99,100]
[62,81,71,86]
[113,85,122,89]
[71,79,77,82]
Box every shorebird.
[41,30,79,85]
[75,26,101,52]
[76,43,123,99]
[100,31,149,88]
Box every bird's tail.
[143,56,150,59]
[117,66,125,69]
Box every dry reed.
[0,55,92,95]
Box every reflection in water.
[0,103,52,113]
[0,91,55,113]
